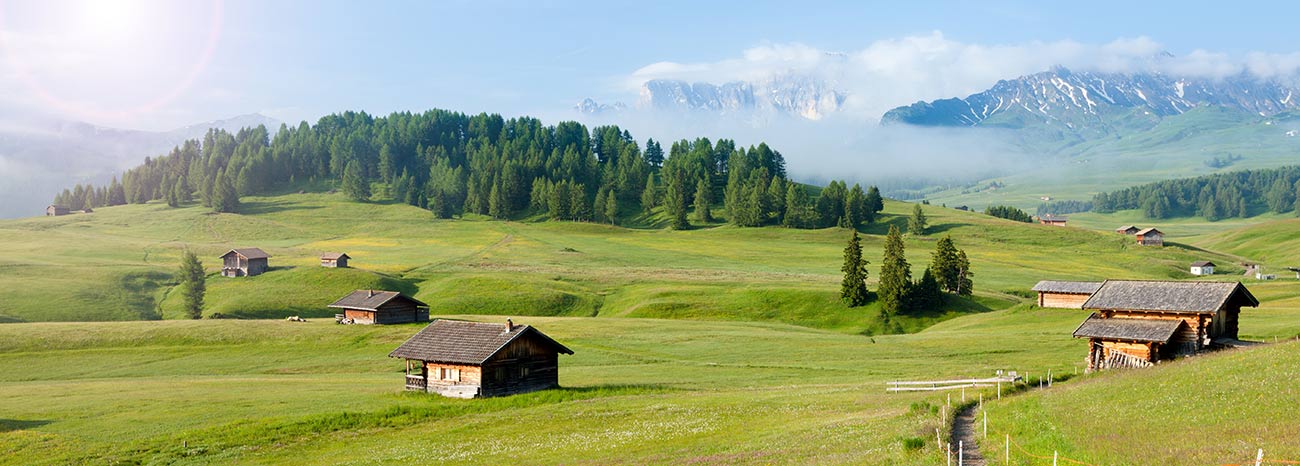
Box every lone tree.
[908,203,927,235]
[840,231,870,307]
[864,185,884,224]
[178,250,206,319]
[878,225,912,317]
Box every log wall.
[1039,292,1090,309]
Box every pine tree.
[530,178,549,211]
[641,174,657,213]
[909,268,943,310]
[178,250,206,319]
[665,168,689,230]
[955,249,973,296]
[604,189,619,225]
[844,184,866,229]
[693,178,713,223]
[165,177,181,208]
[878,225,912,317]
[108,177,127,206]
[908,203,927,235]
[342,161,370,201]
[864,185,883,223]
[488,178,506,219]
[767,177,786,223]
[213,170,240,213]
[930,236,962,294]
[548,180,570,220]
[594,186,610,223]
[783,183,811,228]
[570,184,591,221]
[840,231,870,307]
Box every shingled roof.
[388,320,573,365]
[220,248,270,260]
[1082,280,1258,314]
[1191,261,1216,267]
[1072,313,1184,343]
[1136,227,1162,236]
[321,252,350,260]
[1032,280,1103,294]
[328,290,427,311]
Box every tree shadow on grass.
[0,419,51,432]
[237,199,325,215]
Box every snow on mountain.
[578,74,846,120]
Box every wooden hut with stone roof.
[1032,280,1102,309]
[1073,280,1257,371]
[219,248,270,277]
[328,290,428,325]
[388,319,573,398]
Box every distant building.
[1038,215,1068,226]
[320,252,350,268]
[1031,280,1102,309]
[1115,225,1139,235]
[1135,228,1164,246]
[219,248,270,277]
[329,290,428,325]
[46,205,69,216]
[1190,261,1216,276]
[1073,280,1257,371]
[389,319,574,398]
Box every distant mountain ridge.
[578,74,846,120]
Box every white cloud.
[620,32,1300,121]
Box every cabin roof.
[328,290,427,311]
[1191,261,1216,267]
[1115,225,1138,231]
[1041,216,1068,222]
[1082,280,1258,314]
[1136,227,1162,235]
[220,248,270,260]
[1032,280,1103,294]
[388,319,573,364]
[1072,313,1183,343]
[321,252,350,260]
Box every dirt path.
[950,403,986,466]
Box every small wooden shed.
[1031,280,1102,309]
[388,319,574,398]
[1135,228,1164,246]
[46,205,69,216]
[219,248,270,277]
[329,290,428,324]
[1190,261,1216,276]
[1115,225,1139,235]
[1073,280,1257,371]
[1038,215,1068,226]
[320,252,350,268]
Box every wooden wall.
[423,362,482,387]
[1039,292,1090,309]
[1102,310,1206,348]
[479,335,562,397]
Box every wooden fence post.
[1054,450,1058,466]
[1257,448,1264,466]
[960,440,964,466]
[983,410,987,439]
[962,387,966,402]
[997,381,1001,400]
[1005,434,1009,465]
[1048,369,1052,387]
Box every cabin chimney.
[367,289,374,298]
[505,318,514,332]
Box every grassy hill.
[0,191,1249,333]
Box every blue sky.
[1,0,1296,130]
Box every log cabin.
[46,205,69,216]
[1073,280,1257,371]
[388,319,574,398]
[328,290,428,324]
[1031,280,1102,308]
[1190,261,1216,276]
[1115,225,1139,235]
[320,252,350,268]
[1135,227,1164,246]
[1038,215,1068,226]
[219,248,270,277]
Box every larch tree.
[844,183,866,229]
[604,189,619,225]
[954,249,973,296]
[930,235,961,294]
[641,174,658,213]
[342,160,371,201]
[840,231,870,307]
[178,250,206,319]
[878,225,912,317]
[693,178,713,223]
[665,167,690,230]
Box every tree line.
[984,205,1033,223]
[1092,165,1300,220]
[53,108,888,230]
[840,225,972,322]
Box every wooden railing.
[405,375,427,391]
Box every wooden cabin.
[1115,225,1139,235]
[320,252,350,268]
[219,248,270,277]
[1190,261,1216,276]
[1073,280,1257,371]
[1038,215,1068,226]
[1031,280,1101,309]
[1135,228,1163,246]
[46,205,69,216]
[388,319,574,398]
[328,290,428,324]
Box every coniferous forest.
[1091,165,1300,220]
[52,109,884,229]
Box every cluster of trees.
[52,179,125,211]
[984,205,1033,223]
[839,226,972,319]
[1092,166,1300,220]
[1035,200,1092,217]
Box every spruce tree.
[641,174,657,213]
[213,170,240,213]
[693,178,713,223]
[864,185,883,223]
[878,225,912,317]
[955,249,973,296]
[488,179,506,219]
[910,268,943,310]
[604,189,619,225]
[845,184,866,229]
[665,168,689,230]
[767,177,786,223]
[784,183,811,228]
[908,203,927,235]
[840,231,870,307]
[178,250,205,319]
[548,181,570,220]
[930,235,961,294]
[594,186,610,222]
[342,161,370,201]
[570,184,591,221]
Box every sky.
[2,0,1299,131]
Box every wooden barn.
[219,248,270,277]
[1135,227,1164,246]
[320,252,350,268]
[46,205,69,216]
[1115,225,1139,235]
[388,319,574,398]
[1038,215,1068,226]
[1031,280,1102,309]
[329,290,429,325]
[1190,261,1216,276]
[1073,280,1258,371]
